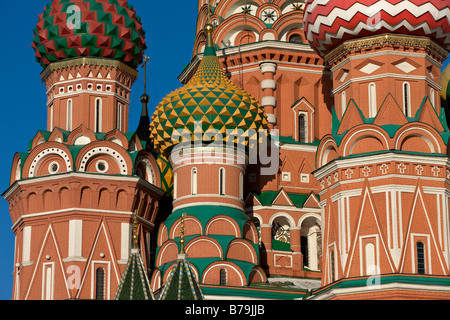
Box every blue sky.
[0,0,448,300]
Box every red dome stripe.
[304,0,450,56]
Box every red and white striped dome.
[303,0,450,57]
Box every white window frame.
[117,103,123,131]
[298,112,308,143]
[219,167,226,195]
[95,98,102,132]
[191,168,198,195]
[403,82,411,117]
[67,99,73,131]
[42,262,55,300]
[341,91,347,117]
[368,83,377,117]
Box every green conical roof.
[159,255,204,301]
[114,248,154,300]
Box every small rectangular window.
[219,168,225,195]
[416,242,425,274]
[191,168,197,195]
[282,172,291,182]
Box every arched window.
[95,267,105,300]
[289,34,303,44]
[117,103,123,131]
[219,268,227,286]
[341,91,347,117]
[365,242,376,275]
[95,98,102,132]
[416,241,425,274]
[271,216,291,251]
[298,113,307,143]
[403,82,411,117]
[67,99,73,131]
[369,83,377,117]
[191,168,197,195]
[219,168,225,195]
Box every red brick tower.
[3,0,167,300]
[305,0,450,299]
[182,0,331,282]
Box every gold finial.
[141,56,150,104]
[179,213,187,255]
[132,211,139,249]
[204,23,215,50]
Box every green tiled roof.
[166,205,250,235]
[332,96,449,147]
[159,257,204,300]
[18,127,168,188]
[311,274,450,298]
[253,190,314,208]
[114,249,154,300]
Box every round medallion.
[262,8,278,24]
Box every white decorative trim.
[333,73,441,95]
[261,79,276,90]
[78,147,128,175]
[29,148,72,178]
[261,96,276,107]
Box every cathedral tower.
[305,0,450,299]
[150,24,268,292]
[180,0,328,281]
[3,0,167,300]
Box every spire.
[159,213,205,300]
[114,212,155,300]
[178,212,187,257]
[136,56,151,144]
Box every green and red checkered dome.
[31,0,146,69]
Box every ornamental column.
[260,62,277,128]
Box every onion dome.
[31,0,146,68]
[303,0,450,57]
[442,63,450,103]
[149,24,269,155]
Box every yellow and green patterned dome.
[442,63,450,103]
[149,24,268,155]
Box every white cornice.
[333,73,441,95]
[11,208,154,231]
[314,152,450,180]
[46,90,130,107]
[46,77,131,95]
[3,172,165,199]
[330,50,443,73]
